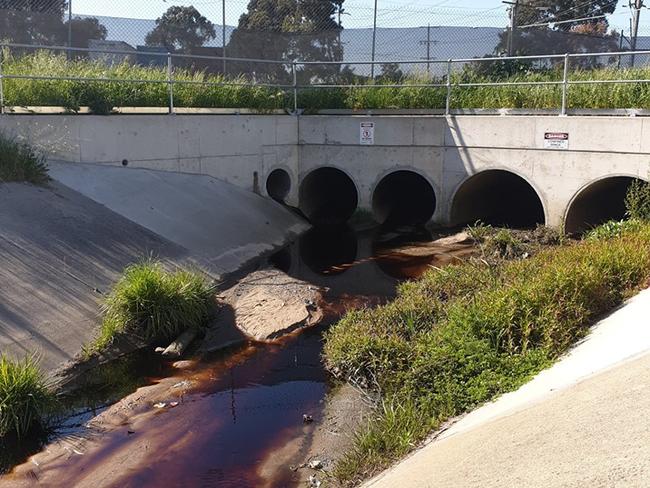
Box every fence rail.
[2,43,650,116]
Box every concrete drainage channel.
[2,110,649,485]
[0,161,485,486]
[3,159,647,486]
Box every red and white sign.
[543,132,569,150]
[360,122,375,145]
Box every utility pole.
[630,0,644,67]
[222,0,227,74]
[503,0,520,56]
[419,24,437,76]
[371,0,378,79]
[618,29,625,69]
[67,0,73,59]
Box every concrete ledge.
[3,106,650,117]
[1,106,290,115]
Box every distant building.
[178,46,226,74]
[136,45,168,68]
[89,40,136,65]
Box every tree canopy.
[226,0,345,82]
[145,6,217,53]
[498,0,619,57]
[0,1,106,48]
[1,0,66,45]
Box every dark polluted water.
[2,225,472,487]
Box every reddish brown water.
[1,226,475,487]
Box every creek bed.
[0,225,476,487]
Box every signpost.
[360,122,375,145]
[543,132,569,150]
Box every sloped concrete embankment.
[0,166,308,374]
[365,288,650,488]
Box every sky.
[71,0,650,34]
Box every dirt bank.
[201,268,324,353]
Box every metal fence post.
[67,0,73,60]
[560,53,569,116]
[445,59,452,116]
[370,0,378,79]
[167,53,174,114]
[292,61,298,115]
[222,0,227,74]
[0,48,5,115]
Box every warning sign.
[360,122,375,145]
[543,132,569,150]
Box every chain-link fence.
[1,0,649,82]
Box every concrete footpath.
[366,288,650,488]
[0,167,307,373]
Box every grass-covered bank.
[0,133,49,185]
[4,51,650,112]
[92,261,215,353]
[323,220,650,484]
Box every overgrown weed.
[0,133,49,185]
[325,221,650,484]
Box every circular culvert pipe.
[451,170,545,228]
[266,168,291,203]
[565,176,646,235]
[299,167,358,226]
[372,170,436,226]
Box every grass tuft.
[0,355,55,440]
[0,133,50,185]
[93,261,214,352]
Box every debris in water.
[169,401,179,408]
[172,361,194,370]
[303,414,313,423]
[308,459,323,470]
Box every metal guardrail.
[1,43,650,116]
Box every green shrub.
[585,219,644,241]
[0,355,55,440]
[324,224,650,483]
[0,133,49,185]
[625,179,650,221]
[6,50,650,111]
[95,262,214,351]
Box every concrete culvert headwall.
[266,169,291,203]
[564,176,645,235]
[372,170,436,226]
[451,170,545,228]
[299,167,358,225]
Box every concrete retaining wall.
[2,113,649,227]
[0,114,300,205]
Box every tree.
[0,0,67,45]
[0,1,106,49]
[226,0,345,82]
[65,16,108,50]
[496,0,619,61]
[145,6,216,53]
[379,63,404,83]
